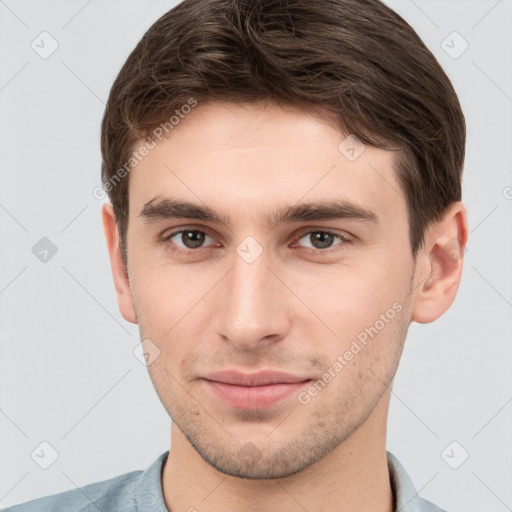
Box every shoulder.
[2,470,141,512]
[2,452,169,512]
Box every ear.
[102,203,137,324]
[411,201,468,324]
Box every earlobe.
[411,201,468,324]
[101,203,137,324]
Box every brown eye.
[167,230,213,249]
[297,231,346,250]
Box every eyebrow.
[138,197,378,227]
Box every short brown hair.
[101,0,465,264]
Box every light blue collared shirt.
[2,451,447,511]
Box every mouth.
[201,370,313,410]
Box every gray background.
[0,0,511,510]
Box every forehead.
[127,101,406,227]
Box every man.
[4,0,468,510]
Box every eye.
[165,229,216,250]
[161,228,349,255]
[296,230,347,250]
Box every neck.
[162,390,394,512]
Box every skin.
[103,101,468,512]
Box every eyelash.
[161,228,351,256]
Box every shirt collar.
[136,451,169,512]
[137,450,439,512]
[387,451,442,511]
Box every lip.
[204,369,312,386]
[201,370,312,409]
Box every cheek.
[129,262,220,364]
[131,259,192,319]
[292,256,411,341]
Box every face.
[122,101,416,478]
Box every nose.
[214,246,291,351]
